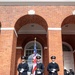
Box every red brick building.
[0,1,75,75]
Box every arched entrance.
[62,42,74,71]
[61,15,75,72]
[14,14,48,75]
[24,41,43,72]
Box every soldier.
[47,56,59,75]
[31,55,44,75]
[64,69,69,75]
[36,56,44,75]
[17,56,29,75]
[68,68,74,75]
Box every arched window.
[63,44,71,51]
[24,41,42,71]
[62,42,73,51]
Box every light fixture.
[31,25,34,27]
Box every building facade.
[0,1,75,75]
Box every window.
[24,41,42,71]
[63,44,71,51]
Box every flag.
[32,38,37,75]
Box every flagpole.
[32,37,37,75]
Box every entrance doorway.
[61,15,75,71]
[24,41,43,72]
[63,42,74,71]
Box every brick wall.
[0,30,15,75]
[0,6,75,75]
[48,30,64,75]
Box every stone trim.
[48,27,61,30]
[16,47,22,49]
[0,28,18,37]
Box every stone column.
[47,28,64,75]
[0,28,17,75]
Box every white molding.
[14,28,18,37]
[1,28,14,30]
[16,47,22,49]
[28,10,35,15]
[44,47,47,49]
[72,10,75,15]
[48,27,61,30]
[0,28,18,37]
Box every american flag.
[32,38,37,75]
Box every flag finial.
[34,37,36,40]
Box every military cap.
[51,56,56,59]
[36,56,41,59]
[21,56,27,59]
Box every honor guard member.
[47,56,59,75]
[17,56,29,75]
[36,56,44,75]
[68,68,74,75]
[64,69,69,75]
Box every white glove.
[37,71,41,74]
[51,69,56,73]
[20,68,24,73]
[53,69,56,71]
[51,70,55,73]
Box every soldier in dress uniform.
[35,56,44,75]
[17,56,29,75]
[47,56,59,75]
[68,68,74,75]
[64,69,69,75]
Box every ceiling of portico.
[18,23,47,34]
[62,24,75,34]
[18,23,75,34]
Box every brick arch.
[21,35,47,49]
[15,14,48,32]
[61,15,75,27]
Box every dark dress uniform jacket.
[69,71,74,75]
[47,62,59,75]
[17,62,29,75]
[31,63,44,75]
[64,69,69,75]
[35,63,44,75]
